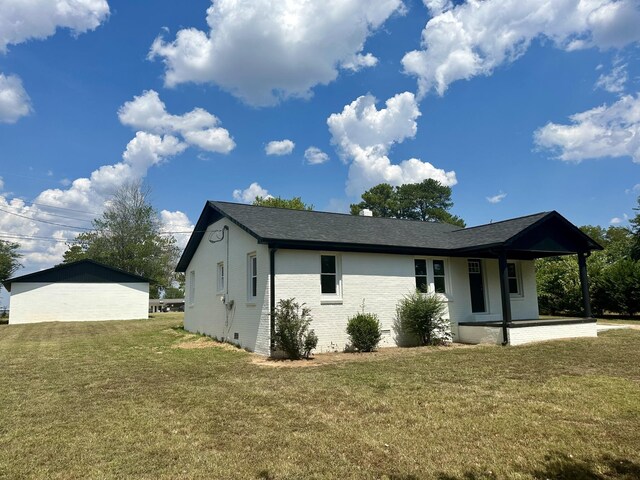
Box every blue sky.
[1,0,640,280]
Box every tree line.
[537,202,640,316]
[2,179,639,316]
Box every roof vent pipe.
[359,208,373,217]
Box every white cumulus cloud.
[304,147,330,165]
[118,90,235,153]
[595,63,628,93]
[610,213,629,225]
[534,93,640,163]
[328,91,456,196]
[148,0,404,106]
[0,73,32,123]
[0,92,241,270]
[0,0,110,125]
[232,182,271,203]
[486,192,507,204]
[160,209,194,250]
[0,0,110,53]
[265,139,295,156]
[403,0,640,97]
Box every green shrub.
[273,298,316,359]
[395,291,452,346]
[303,330,318,358]
[346,313,382,352]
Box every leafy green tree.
[349,183,397,217]
[536,256,584,316]
[0,240,22,285]
[62,181,180,298]
[253,196,313,210]
[350,179,465,227]
[162,286,185,299]
[536,225,635,316]
[593,259,640,316]
[630,196,640,260]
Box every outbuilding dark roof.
[176,201,603,272]
[3,259,150,292]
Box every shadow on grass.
[431,452,640,480]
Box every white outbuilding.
[3,259,150,324]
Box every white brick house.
[176,202,602,356]
[4,260,149,324]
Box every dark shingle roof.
[3,259,150,292]
[209,201,460,249]
[175,201,602,272]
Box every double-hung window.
[321,254,341,298]
[247,254,257,301]
[507,262,521,295]
[216,262,225,293]
[189,270,196,306]
[414,259,428,292]
[414,258,447,294]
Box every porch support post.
[498,251,512,346]
[577,251,592,319]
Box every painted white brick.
[9,282,149,324]
[184,221,543,355]
[184,219,271,355]
[509,322,597,345]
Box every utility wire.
[1,204,93,223]
[0,207,93,231]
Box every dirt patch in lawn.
[172,337,242,351]
[251,342,484,368]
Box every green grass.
[597,318,640,326]
[1,315,639,479]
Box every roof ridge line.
[210,200,458,226]
[452,211,551,232]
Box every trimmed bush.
[346,313,382,352]
[273,298,316,359]
[395,291,452,346]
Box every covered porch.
[452,211,602,346]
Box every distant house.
[3,259,149,324]
[176,201,602,356]
[149,298,185,313]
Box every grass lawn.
[1,314,639,479]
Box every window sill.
[510,295,525,300]
[320,298,343,305]
[420,292,453,303]
[246,301,257,307]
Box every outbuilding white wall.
[184,222,541,355]
[9,282,149,324]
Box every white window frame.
[188,270,196,306]
[414,257,451,299]
[247,253,257,302]
[216,262,225,293]
[320,254,342,304]
[507,261,523,298]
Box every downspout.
[223,225,231,340]
[269,247,277,354]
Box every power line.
[0,233,72,244]
[25,200,101,216]
[0,207,93,231]
[1,204,93,223]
